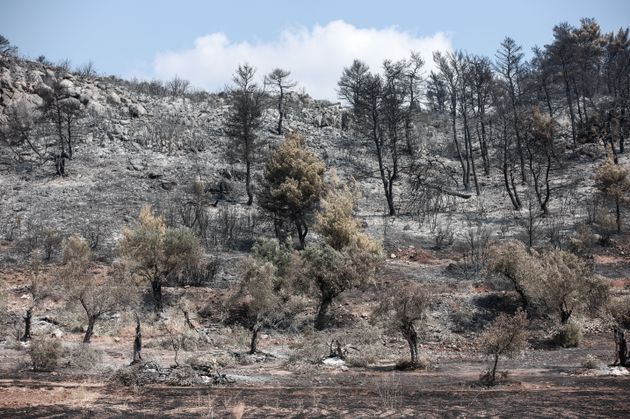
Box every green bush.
[553,322,582,348]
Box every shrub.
[118,206,202,312]
[477,310,528,386]
[69,344,103,370]
[395,354,431,371]
[30,338,62,371]
[553,322,582,348]
[608,296,630,329]
[581,354,603,370]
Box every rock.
[129,103,146,117]
[160,180,177,191]
[107,91,121,105]
[128,158,146,171]
[86,101,105,115]
[161,180,176,190]
[147,171,162,179]
[390,253,397,259]
[322,357,346,367]
[114,337,121,343]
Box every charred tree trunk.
[245,159,253,206]
[614,327,628,367]
[403,324,419,366]
[295,217,308,250]
[563,70,578,149]
[616,197,622,233]
[151,280,163,313]
[277,88,284,134]
[83,314,98,343]
[131,313,142,365]
[250,325,260,354]
[315,294,333,330]
[490,353,499,385]
[21,307,33,342]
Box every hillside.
[1,27,630,417]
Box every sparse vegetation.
[0,13,629,417]
[118,206,202,313]
[477,310,528,386]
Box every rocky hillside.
[0,56,389,263]
[0,54,617,274]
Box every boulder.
[107,91,121,105]
[129,103,146,117]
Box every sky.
[2,0,629,99]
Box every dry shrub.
[477,310,528,386]
[395,353,431,371]
[553,322,582,348]
[68,344,103,370]
[30,337,62,371]
[608,296,630,329]
[581,354,604,370]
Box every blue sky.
[2,0,628,99]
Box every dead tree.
[265,68,296,134]
[614,327,629,367]
[225,64,264,206]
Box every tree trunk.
[403,325,418,366]
[386,174,396,216]
[490,353,499,385]
[563,71,578,148]
[277,89,284,134]
[152,280,163,313]
[614,327,628,367]
[616,197,621,233]
[315,296,333,330]
[560,305,572,324]
[132,313,142,364]
[83,314,98,343]
[245,159,253,206]
[21,307,33,342]
[250,326,259,354]
[295,217,308,250]
[451,108,468,191]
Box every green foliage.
[489,241,608,323]
[62,236,133,342]
[229,246,291,353]
[118,205,202,312]
[595,159,630,232]
[553,322,582,348]
[477,310,528,385]
[540,249,608,324]
[301,178,382,329]
[258,133,326,248]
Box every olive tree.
[488,241,542,313]
[118,206,202,313]
[232,257,282,354]
[540,249,608,324]
[374,282,431,367]
[595,159,630,233]
[477,310,528,386]
[61,235,132,343]
[302,177,382,329]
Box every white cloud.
[152,20,452,100]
